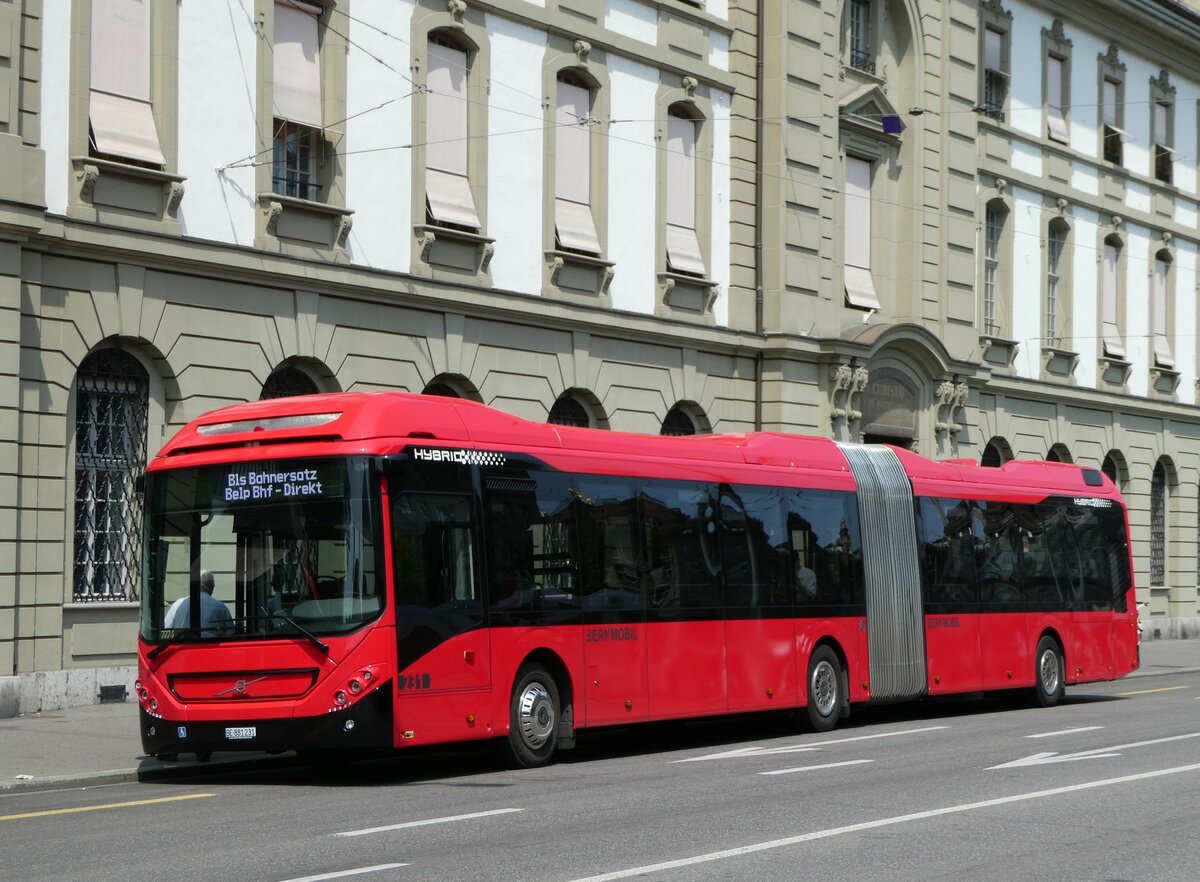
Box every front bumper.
[139,682,393,756]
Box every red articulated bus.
[137,391,1140,767]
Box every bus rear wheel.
[805,645,843,733]
[1032,636,1065,707]
[499,663,560,769]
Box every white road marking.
[989,731,1200,769]
[671,726,948,763]
[276,864,408,881]
[335,808,523,838]
[1025,726,1104,739]
[760,759,874,776]
[562,762,1200,882]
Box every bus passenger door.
[391,489,490,692]
[918,498,982,695]
[575,476,649,726]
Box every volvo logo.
[215,675,267,697]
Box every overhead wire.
[221,0,1200,262]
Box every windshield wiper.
[262,607,329,654]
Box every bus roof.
[152,391,1118,499]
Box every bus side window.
[919,497,979,608]
[720,486,789,609]
[482,471,579,618]
[391,493,476,608]
[784,488,861,607]
[574,476,644,613]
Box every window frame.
[981,196,1011,339]
[1045,218,1070,349]
[1040,19,1072,146]
[1152,248,1175,369]
[979,3,1012,123]
[1100,233,1126,359]
[1098,46,1127,167]
[1150,71,1176,185]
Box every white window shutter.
[89,0,163,166]
[1154,259,1174,367]
[1102,243,1125,358]
[273,0,323,128]
[1046,57,1069,144]
[426,40,468,176]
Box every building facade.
[1,0,1197,711]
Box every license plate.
[225,726,256,740]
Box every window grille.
[1150,463,1166,585]
[548,397,589,428]
[73,350,149,602]
[661,406,697,437]
[261,366,319,399]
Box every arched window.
[661,406,697,436]
[1045,220,1069,348]
[983,200,1008,338]
[665,103,707,278]
[73,350,149,602]
[261,366,319,399]
[548,396,590,428]
[1046,443,1072,464]
[981,437,1011,468]
[423,382,461,398]
[1150,461,1166,586]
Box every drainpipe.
[754,0,766,431]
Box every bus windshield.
[140,457,383,644]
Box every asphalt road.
[3,674,1198,882]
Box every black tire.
[1032,635,1065,707]
[805,645,843,733]
[499,663,560,769]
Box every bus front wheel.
[805,645,843,733]
[1032,636,1065,707]
[500,663,560,769]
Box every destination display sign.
[216,461,342,505]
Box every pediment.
[838,84,903,138]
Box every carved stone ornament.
[981,0,1011,23]
[934,378,970,435]
[1151,69,1175,98]
[264,200,283,236]
[574,40,591,67]
[478,241,495,275]
[77,164,100,202]
[682,76,699,102]
[1111,213,1123,230]
[830,363,869,427]
[994,177,1007,195]
[1042,18,1072,50]
[418,230,437,263]
[600,265,615,294]
[167,181,186,216]
[448,0,466,28]
[1100,43,1125,73]
[549,255,565,286]
[336,213,354,248]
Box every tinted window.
[640,480,720,610]
[1040,498,1130,611]
[482,471,579,620]
[574,476,644,612]
[720,486,790,608]
[918,497,980,607]
[978,501,1023,604]
[784,489,862,605]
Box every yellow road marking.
[1116,685,1190,696]
[0,792,215,821]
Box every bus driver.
[164,569,234,637]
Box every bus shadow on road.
[139,689,1129,787]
